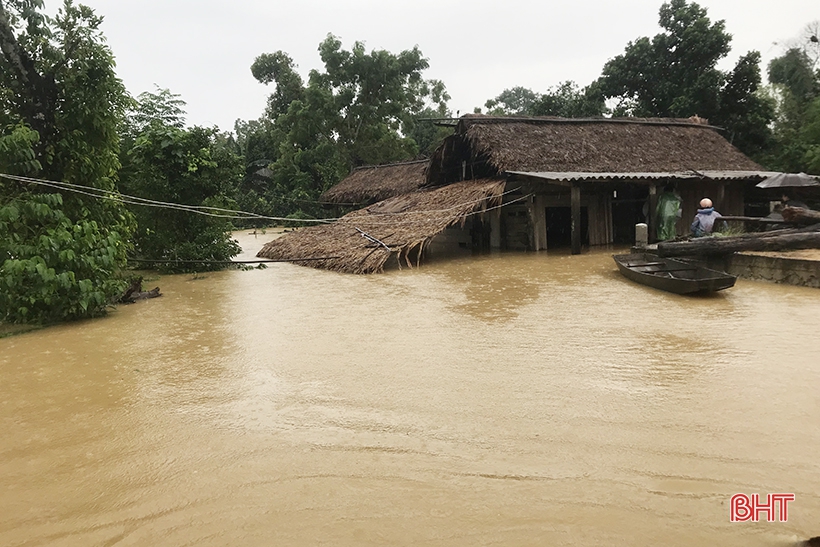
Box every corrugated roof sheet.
[506,170,781,183]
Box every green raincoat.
[656,191,682,241]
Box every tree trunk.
[657,224,820,257]
[781,207,820,224]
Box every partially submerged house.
[260,178,505,273]
[428,115,774,254]
[259,115,776,273]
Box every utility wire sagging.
[0,172,529,227]
[0,172,338,223]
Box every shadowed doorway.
[546,207,588,248]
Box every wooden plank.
[571,184,581,255]
[631,266,698,272]
[718,216,789,224]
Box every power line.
[1,172,530,227]
[0,173,338,223]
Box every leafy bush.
[0,193,127,323]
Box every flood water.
[2,231,819,546]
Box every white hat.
[699,198,713,208]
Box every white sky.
[46,0,820,131]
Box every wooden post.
[648,184,658,243]
[526,193,536,251]
[534,194,547,250]
[571,183,581,255]
[717,183,725,212]
[490,206,502,249]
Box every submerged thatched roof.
[259,179,506,274]
[320,159,428,205]
[427,116,763,184]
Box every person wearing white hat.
[690,197,724,237]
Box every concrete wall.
[726,253,820,288]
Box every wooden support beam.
[490,206,502,249]
[571,183,581,255]
[648,184,658,243]
[526,193,536,251]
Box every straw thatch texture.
[427,117,763,183]
[258,179,506,274]
[320,159,428,205]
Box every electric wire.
[2,172,523,217]
[0,173,337,223]
[1,172,529,226]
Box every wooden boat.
[613,252,736,294]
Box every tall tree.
[479,82,606,118]
[251,51,305,120]
[765,23,820,173]
[597,0,773,157]
[0,0,134,323]
[119,89,242,271]
[531,81,607,117]
[484,86,540,116]
[249,34,450,218]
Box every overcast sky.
[47,0,820,131]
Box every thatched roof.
[320,159,428,205]
[258,179,506,274]
[427,116,763,184]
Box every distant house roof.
[427,115,764,184]
[259,179,505,274]
[507,170,779,185]
[320,159,428,205]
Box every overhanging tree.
[0,0,134,323]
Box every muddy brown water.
[2,231,819,546]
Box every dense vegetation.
[118,88,242,272]
[1,1,133,323]
[0,0,818,325]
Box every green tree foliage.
[764,23,820,173]
[0,0,133,323]
[531,81,607,117]
[125,85,187,134]
[251,51,305,119]
[119,89,242,271]
[480,82,606,118]
[247,34,450,218]
[485,86,540,115]
[0,193,126,322]
[597,0,774,157]
[803,98,820,173]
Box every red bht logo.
[731,493,795,522]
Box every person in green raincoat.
[655,185,682,241]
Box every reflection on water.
[437,252,543,321]
[1,232,819,547]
